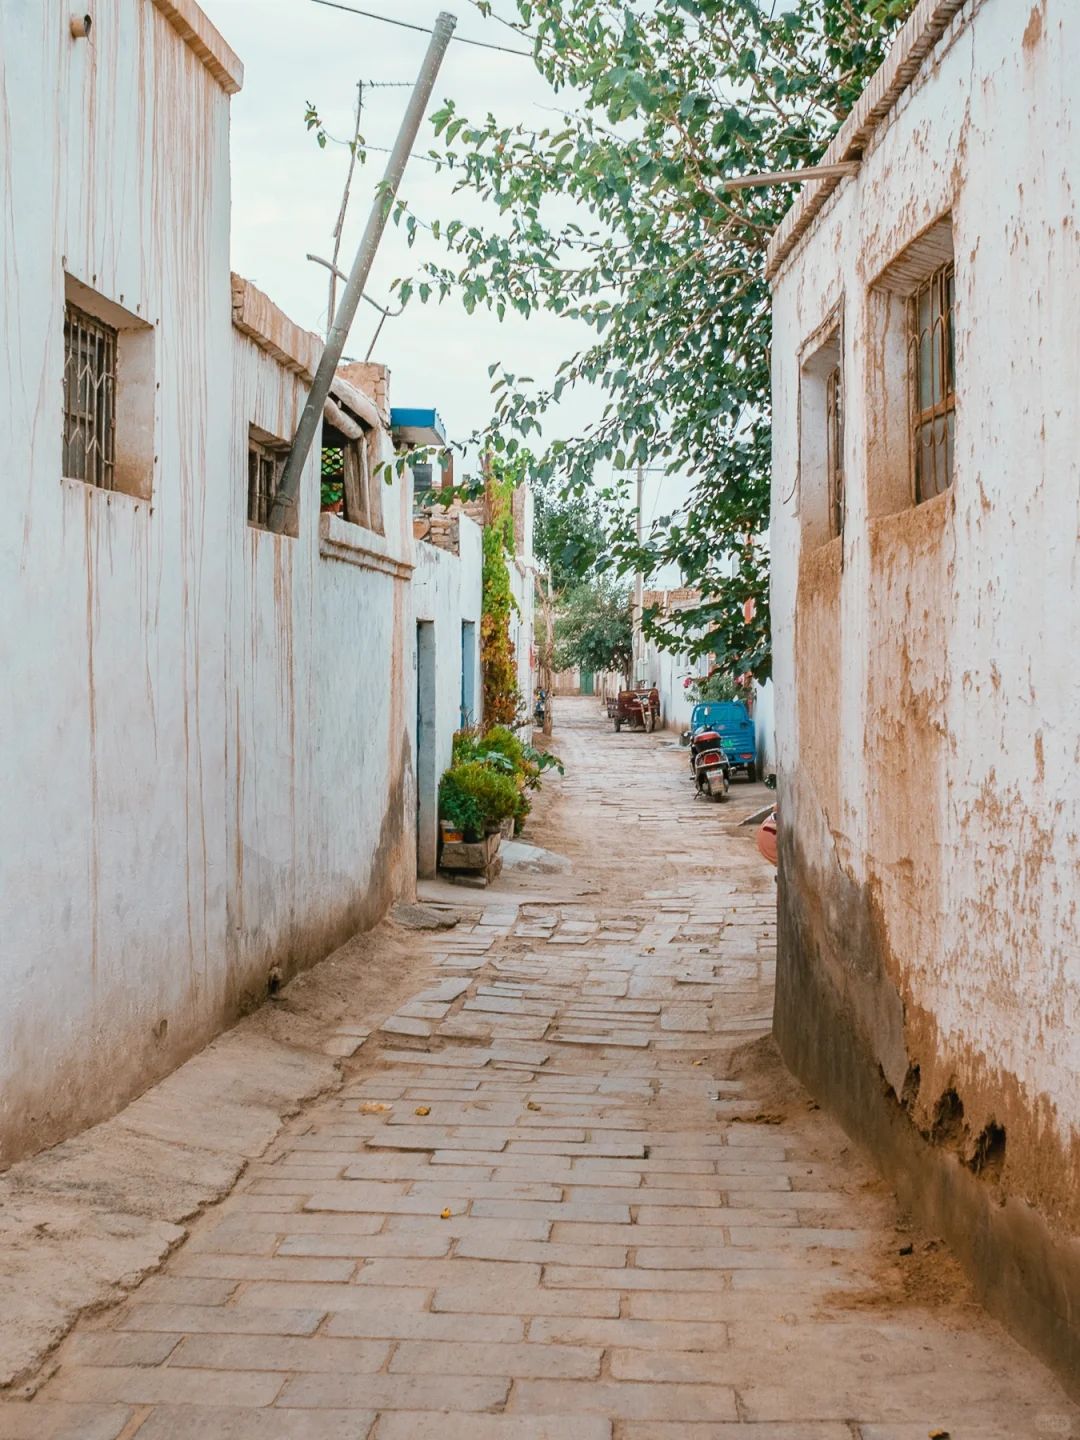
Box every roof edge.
[765,0,968,283]
[230,274,322,383]
[150,0,244,95]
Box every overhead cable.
[310,0,535,57]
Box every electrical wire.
[310,0,535,57]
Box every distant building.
[769,0,1079,1390]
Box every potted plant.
[438,773,484,845]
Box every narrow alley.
[6,699,1075,1439]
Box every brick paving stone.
[169,1335,390,1372]
[388,1339,601,1378]
[135,1276,239,1305]
[325,1311,524,1344]
[137,1410,376,1438]
[63,1333,182,1367]
[527,1316,729,1350]
[170,1255,358,1283]
[279,1374,508,1411]
[45,1366,286,1407]
[430,1282,621,1318]
[375,1418,611,1440]
[276,1233,452,1260]
[511,1379,739,1421]
[235,1283,430,1312]
[453,1237,628,1266]
[621,1427,849,1439]
[0,1405,133,1440]
[117,1304,326,1335]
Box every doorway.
[415,621,437,878]
[461,619,477,728]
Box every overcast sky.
[202,0,694,562]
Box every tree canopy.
[554,577,634,679]
[532,473,609,596]
[394,0,916,680]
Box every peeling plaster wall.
[411,517,483,877]
[0,0,234,1163]
[770,0,1080,1390]
[226,333,415,1002]
[0,1,413,1166]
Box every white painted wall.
[771,0,1079,1184]
[228,324,416,992]
[411,516,483,876]
[0,0,238,1162]
[643,636,710,733]
[0,0,417,1165]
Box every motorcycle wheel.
[644,710,655,733]
[614,720,621,733]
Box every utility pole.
[269,12,457,534]
[632,459,644,686]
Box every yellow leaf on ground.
[415,1106,432,1116]
[359,1102,392,1113]
[440,1208,452,1219]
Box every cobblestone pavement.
[6,700,1076,1438]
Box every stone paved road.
[6,699,1077,1438]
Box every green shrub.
[438,771,484,842]
[448,761,520,824]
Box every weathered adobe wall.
[0,3,413,1167]
[412,516,484,876]
[226,324,416,1011]
[771,0,1080,1393]
[0,0,235,1165]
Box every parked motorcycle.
[688,727,730,801]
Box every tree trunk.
[536,573,555,736]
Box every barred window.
[63,303,117,489]
[910,262,956,502]
[319,418,382,534]
[247,427,295,536]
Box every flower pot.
[440,822,464,844]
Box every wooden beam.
[723,162,861,191]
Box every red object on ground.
[757,810,778,867]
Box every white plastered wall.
[771,0,1080,1158]
[411,516,484,877]
[0,0,416,1163]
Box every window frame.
[909,260,956,503]
[825,361,845,540]
[63,302,118,491]
[321,422,383,534]
[247,426,296,537]
[797,307,845,552]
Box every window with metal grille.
[825,364,844,538]
[910,262,956,502]
[63,303,117,489]
[320,421,382,533]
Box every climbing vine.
[480,460,520,725]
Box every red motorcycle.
[688,726,730,801]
